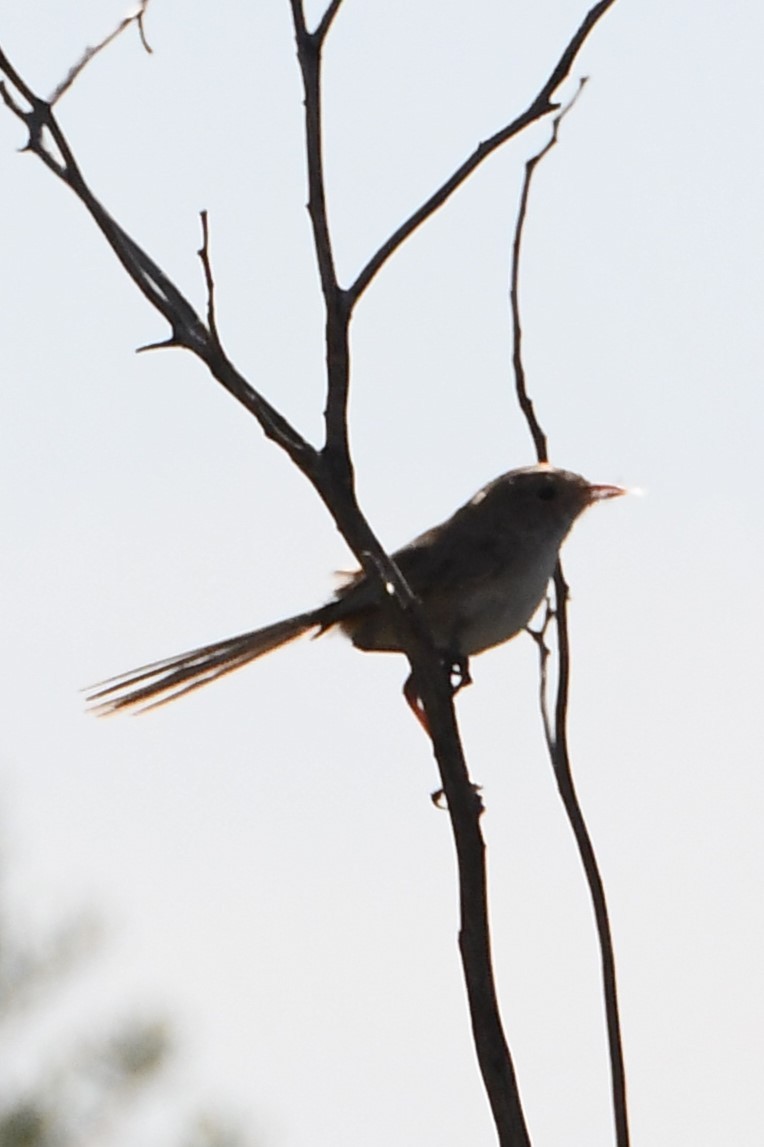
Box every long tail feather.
[86,610,328,715]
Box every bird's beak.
[587,483,627,502]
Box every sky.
[1,1,763,1144]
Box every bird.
[86,464,625,721]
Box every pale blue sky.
[2,2,763,1144]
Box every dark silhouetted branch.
[49,1,153,105]
[348,0,618,307]
[509,79,631,1147]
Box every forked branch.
[0,3,621,1144]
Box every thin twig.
[508,75,631,1147]
[198,210,222,351]
[525,601,555,756]
[0,50,316,472]
[136,6,153,54]
[49,2,153,105]
[510,79,588,462]
[348,0,617,307]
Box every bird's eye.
[537,481,557,501]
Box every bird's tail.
[86,608,332,715]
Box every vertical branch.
[288,4,532,1143]
[509,85,631,1147]
[551,572,630,1146]
[289,2,352,475]
[404,662,532,1147]
[289,3,336,299]
[510,81,587,466]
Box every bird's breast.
[450,572,548,655]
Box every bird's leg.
[403,672,430,735]
[402,652,472,738]
[401,656,479,808]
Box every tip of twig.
[136,337,181,354]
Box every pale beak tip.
[588,482,628,502]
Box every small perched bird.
[87,464,624,719]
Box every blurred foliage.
[0,1102,51,1147]
[0,874,255,1147]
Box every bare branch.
[197,210,222,351]
[314,0,345,44]
[525,601,556,755]
[348,0,617,305]
[287,7,534,1141]
[510,79,588,464]
[289,2,338,304]
[550,569,630,1146]
[289,1,351,468]
[400,651,532,1147]
[136,6,154,54]
[49,2,154,105]
[507,74,631,1147]
[0,47,317,475]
